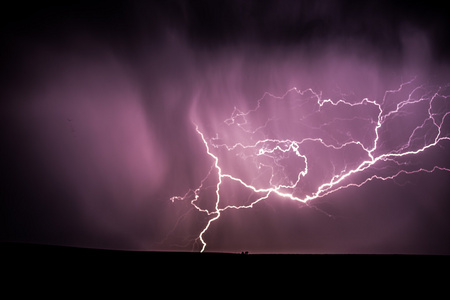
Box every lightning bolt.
[170,78,450,252]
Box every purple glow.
[171,79,450,252]
[1,1,450,254]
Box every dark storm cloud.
[1,0,449,253]
[141,0,449,61]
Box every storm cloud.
[1,0,450,253]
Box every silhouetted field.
[2,242,447,283]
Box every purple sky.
[1,0,450,253]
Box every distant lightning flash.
[170,78,450,252]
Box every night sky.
[1,0,450,254]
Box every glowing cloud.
[171,78,450,252]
